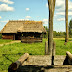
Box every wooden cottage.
[0,20,46,43]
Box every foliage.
[69,19,72,34]
[43,26,66,38]
[53,31,66,38]
[69,19,72,37]
[0,38,72,71]
[0,34,2,39]
[43,26,48,38]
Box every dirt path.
[0,40,21,46]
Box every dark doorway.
[15,33,21,40]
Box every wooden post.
[13,34,15,40]
[52,41,56,65]
[52,41,56,56]
[45,41,48,55]
[65,0,69,42]
[48,0,56,55]
[8,53,29,71]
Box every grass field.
[0,39,12,44]
[0,38,72,71]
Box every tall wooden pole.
[48,0,56,55]
[65,0,68,42]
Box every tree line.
[43,19,72,38]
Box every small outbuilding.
[0,20,46,43]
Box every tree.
[44,26,48,38]
[44,26,48,32]
[48,0,56,55]
[65,0,69,42]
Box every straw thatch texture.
[0,20,46,33]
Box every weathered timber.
[21,37,42,43]
[65,0,69,42]
[2,34,14,40]
[66,51,72,64]
[48,0,56,55]
[45,41,48,55]
[52,41,56,56]
[8,55,69,72]
[63,51,72,65]
[52,41,56,65]
[8,53,29,71]
[17,65,72,72]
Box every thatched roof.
[0,20,46,33]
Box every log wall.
[2,34,14,40]
[21,37,42,43]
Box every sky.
[0,0,72,32]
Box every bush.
[0,34,2,39]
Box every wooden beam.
[65,0,69,42]
[48,0,56,55]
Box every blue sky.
[0,0,72,32]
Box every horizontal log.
[21,38,42,43]
[66,51,72,65]
[66,51,72,60]
[8,53,29,71]
[2,35,14,40]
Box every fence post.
[45,41,48,55]
[52,41,56,65]
[53,41,56,56]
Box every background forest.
[43,19,72,38]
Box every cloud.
[54,15,57,17]
[56,12,72,16]
[43,19,48,24]
[46,0,72,11]
[19,19,29,21]
[0,4,14,11]
[25,16,31,19]
[19,16,31,21]
[56,0,72,11]
[37,16,40,18]
[0,20,9,22]
[0,0,14,4]
[56,12,65,16]
[26,8,30,11]
[46,3,48,7]
[57,18,65,21]
[0,16,2,19]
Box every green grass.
[0,38,72,71]
[54,38,72,55]
[0,39,12,44]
